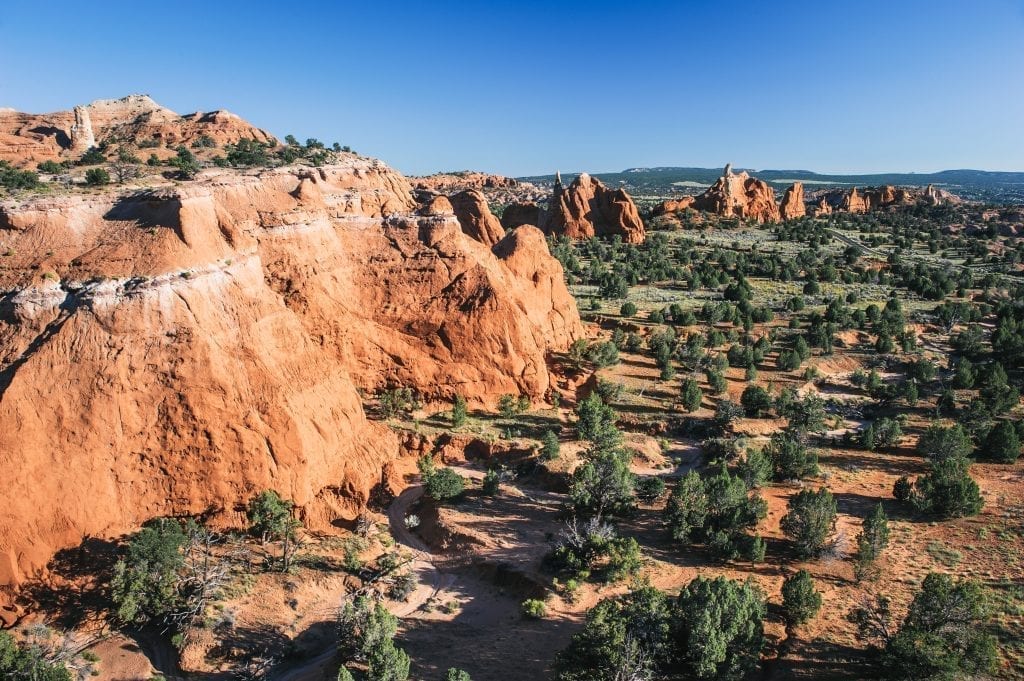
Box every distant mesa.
[541,171,646,244]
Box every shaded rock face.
[691,166,780,223]
[500,201,541,230]
[449,189,505,246]
[652,197,696,216]
[0,94,275,167]
[541,172,645,243]
[780,182,806,220]
[0,158,582,604]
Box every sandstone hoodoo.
[0,94,275,167]
[780,182,806,220]
[0,154,582,604]
[449,188,506,246]
[690,164,781,223]
[541,171,646,243]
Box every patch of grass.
[925,541,962,568]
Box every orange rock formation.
[0,156,581,612]
[691,165,780,223]
[449,189,506,246]
[542,172,645,243]
[780,182,806,220]
[0,95,275,167]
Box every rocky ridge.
[0,94,275,167]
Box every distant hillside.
[518,167,1024,204]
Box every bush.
[893,475,913,501]
[681,377,703,412]
[780,488,836,558]
[541,429,561,460]
[664,471,708,541]
[521,598,547,618]
[635,475,666,502]
[740,385,772,417]
[446,670,472,681]
[574,393,621,451]
[763,432,818,481]
[482,469,500,496]
[854,503,890,582]
[569,450,635,517]
[917,423,973,462]
[378,387,417,418]
[0,632,72,681]
[981,420,1020,463]
[451,394,467,427]
[111,518,187,623]
[781,569,822,627]
[84,167,110,186]
[619,301,637,317]
[738,449,771,489]
[869,573,998,680]
[78,147,106,165]
[911,455,983,518]
[675,576,765,680]
[37,160,65,174]
[169,146,200,179]
[423,465,465,502]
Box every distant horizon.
[3,1,1022,177]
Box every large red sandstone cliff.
[542,172,645,243]
[0,157,581,614]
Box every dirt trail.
[273,480,453,681]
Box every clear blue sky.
[2,0,1022,176]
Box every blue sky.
[1,1,1022,176]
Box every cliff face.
[0,94,275,167]
[542,172,645,243]
[0,158,581,607]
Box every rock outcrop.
[0,156,582,610]
[500,202,542,230]
[780,182,806,220]
[412,172,522,193]
[842,187,868,213]
[652,197,697,216]
[813,185,949,215]
[0,95,275,167]
[690,165,780,223]
[449,189,505,246]
[541,172,645,243]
